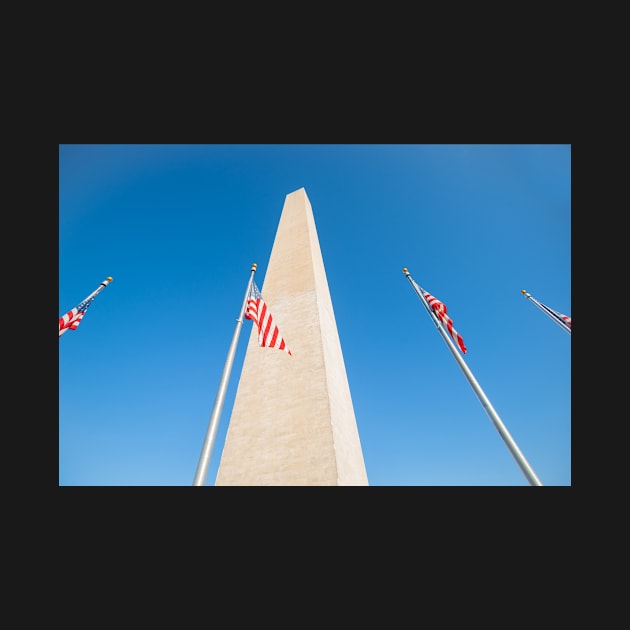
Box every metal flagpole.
[59,277,113,337]
[402,268,543,486]
[193,263,257,486]
[521,290,571,334]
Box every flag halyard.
[246,281,292,355]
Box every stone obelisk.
[214,187,369,485]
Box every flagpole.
[521,290,571,334]
[59,277,113,337]
[193,263,257,486]
[402,268,543,487]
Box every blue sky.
[59,144,571,486]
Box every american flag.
[59,297,95,336]
[538,301,571,330]
[59,277,112,337]
[521,290,571,334]
[424,290,468,354]
[246,281,292,356]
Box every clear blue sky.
[59,144,571,486]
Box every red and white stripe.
[246,282,292,356]
[59,306,89,334]
[424,291,467,354]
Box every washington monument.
[214,188,369,485]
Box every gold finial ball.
[521,290,527,294]
[402,268,408,273]
[106,277,113,282]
